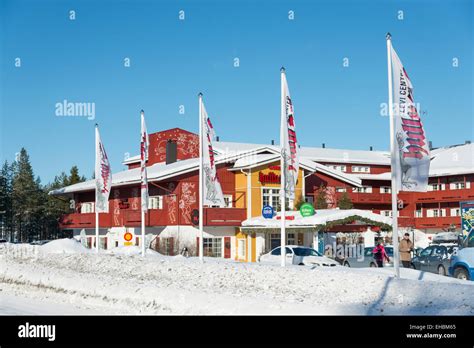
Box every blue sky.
[1,0,472,183]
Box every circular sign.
[124,232,133,242]
[300,203,315,217]
[262,205,274,219]
[191,209,199,226]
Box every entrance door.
[317,231,324,254]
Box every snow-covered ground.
[0,239,473,315]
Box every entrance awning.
[241,209,392,232]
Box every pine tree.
[315,184,328,209]
[68,166,86,185]
[337,191,353,209]
[11,148,42,242]
[0,161,13,241]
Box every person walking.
[399,233,414,268]
[373,240,390,267]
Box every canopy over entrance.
[241,209,392,232]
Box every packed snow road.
[0,240,473,315]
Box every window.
[203,238,222,258]
[262,188,290,211]
[415,210,423,218]
[426,209,446,218]
[238,239,246,259]
[352,166,370,173]
[271,247,281,256]
[420,247,433,257]
[380,210,399,217]
[223,194,233,208]
[428,183,445,191]
[293,247,321,257]
[335,187,347,193]
[450,208,461,217]
[305,196,314,204]
[80,202,95,214]
[450,182,469,190]
[380,186,391,194]
[287,233,296,245]
[330,165,347,172]
[148,196,163,209]
[352,186,372,193]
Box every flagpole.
[95,124,99,254]
[140,110,147,258]
[280,67,286,267]
[198,93,204,262]
[386,33,400,278]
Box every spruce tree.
[11,148,42,242]
[337,191,353,209]
[0,161,13,241]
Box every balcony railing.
[59,207,246,229]
[414,190,474,203]
[335,192,392,204]
[414,216,461,229]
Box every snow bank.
[106,246,163,257]
[39,239,92,254]
[1,245,472,315]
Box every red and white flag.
[140,110,149,212]
[201,101,225,207]
[280,70,300,200]
[95,125,112,213]
[390,45,430,192]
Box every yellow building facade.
[232,161,305,262]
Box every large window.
[238,239,246,259]
[262,188,290,211]
[450,208,461,217]
[380,186,391,194]
[428,183,446,191]
[330,165,347,172]
[426,209,446,218]
[450,182,470,190]
[203,238,222,258]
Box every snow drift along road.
[0,240,473,315]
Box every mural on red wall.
[151,129,199,164]
[113,189,121,226]
[325,186,337,209]
[131,187,139,210]
[179,182,196,224]
[165,182,178,224]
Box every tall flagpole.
[280,67,286,267]
[386,33,400,278]
[198,93,204,262]
[95,124,99,253]
[141,111,145,257]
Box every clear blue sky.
[1,0,472,184]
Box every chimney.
[429,141,433,150]
[322,143,325,148]
[216,136,220,142]
[271,140,275,145]
[465,140,471,145]
[369,146,373,151]
[166,139,177,164]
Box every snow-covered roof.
[428,143,474,177]
[241,209,392,229]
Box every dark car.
[342,246,394,268]
[412,245,457,276]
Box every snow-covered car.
[259,245,338,267]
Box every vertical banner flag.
[201,101,225,207]
[140,110,149,212]
[390,45,430,192]
[280,70,300,200]
[95,125,112,213]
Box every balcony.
[203,207,246,226]
[335,192,392,204]
[59,207,246,229]
[59,213,111,229]
[414,190,474,203]
[414,216,461,229]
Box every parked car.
[0,239,7,243]
[411,244,457,276]
[342,246,395,268]
[29,240,51,246]
[260,245,339,267]
[449,233,474,281]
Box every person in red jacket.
[372,240,390,267]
